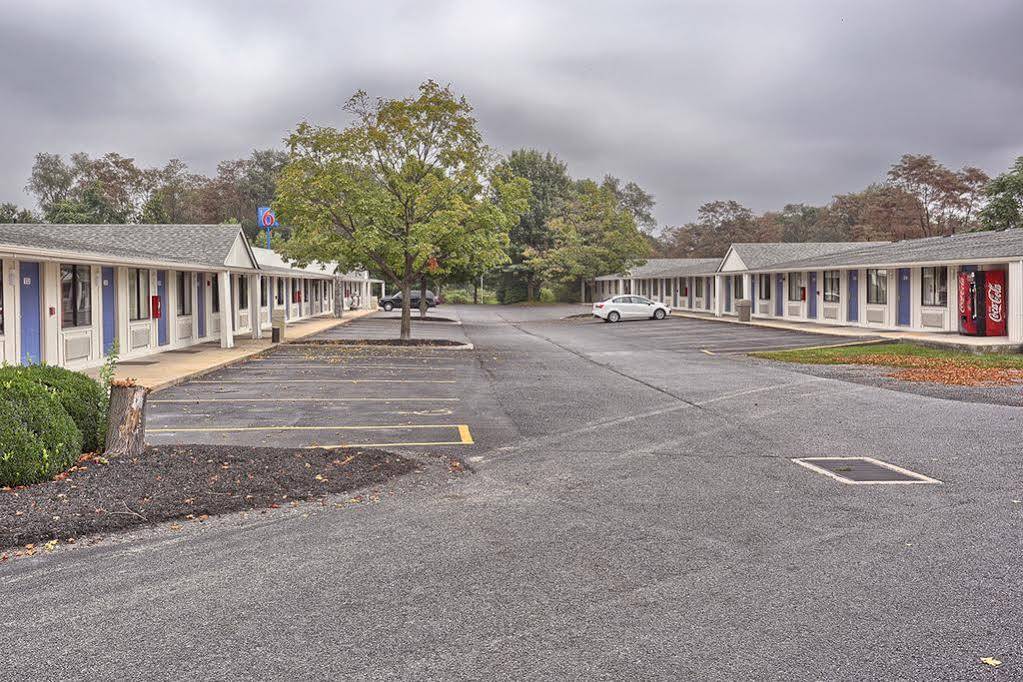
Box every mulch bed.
[0,445,421,555]
[841,353,1023,386]
[290,339,467,347]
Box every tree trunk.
[526,279,535,303]
[473,279,479,304]
[104,383,149,458]
[399,257,412,340]
[419,276,428,319]
[332,275,344,318]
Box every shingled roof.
[0,223,258,270]
[598,257,722,279]
[760,228,1023,271]
[722,242,887,272]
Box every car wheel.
[653,308,666,320]
[607,311,621,323]
[382,302,393,311]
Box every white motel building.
[591,229,1023,344]
[0,223,377,369]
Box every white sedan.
[592,295,671,322]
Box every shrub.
[538,287,557,303]
[442,288,498,304]
[14,365,107,452]
[0,376,83,486]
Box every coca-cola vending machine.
[958,270,1007,336]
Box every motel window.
[867,269,888,305]
[733,275,744,301]
[237,276,248,309]
[758,274,771,300]
[211,275,220,313]
[823,271,841,303]
[787,273,803,302]
[128,268,150,321]
[276,279,285,305]
[694,279,703,297]
[921,267,948,306]
[176,272,192,316]
[60,264,92,329]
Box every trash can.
[736,299,752,322]
[271,309,287,343]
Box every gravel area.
[756,358,1023,406]
[0,445,425,552]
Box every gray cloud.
[1,0,1021,227]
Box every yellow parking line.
[150,397,460,403]
[305,440,468,448]
[700,349,716,355]
[458,424,475,445]
[188,379,455,384]
[149,423,470,433]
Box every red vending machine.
[958,270,1007,336]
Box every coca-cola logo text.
[987,282,1004,323]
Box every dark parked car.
[379,290,438,311]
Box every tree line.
[3,79,1023,319]
[656,153,1022,258]
[2,149,288,242]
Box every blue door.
[687,278,693,308]
[196,273,206,338]
[807,272,818,319]
[897,268,911,325]
[724,277,732,312]
[751,275,756,305]
[156,270,169,345]
[101,267,116,353]
[848,270,859,322]
[19,262,41,365]
[775,274,784,316]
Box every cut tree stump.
[104,381,150,457]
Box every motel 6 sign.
[258,207,278,248]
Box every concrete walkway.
[671,309,1022,352]
[85,310,377,392]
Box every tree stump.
[104,381,150,457]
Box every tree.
[275,80,528,339]
[493,149,574,302]
[524,179,649,294]
[0,203,38,223]
[886,154,987,236]
[980,156,1023,230]
[26,152,75,213]
[660,200,756,257]
[601,175,657,232]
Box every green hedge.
[0,375,84,486]
[13,365,107,452]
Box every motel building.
[590,228,1023,346]
[0,223,375,370]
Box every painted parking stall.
[147,335,484,450]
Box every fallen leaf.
[43,539,58,552]
[169,523,183,531]
[980,657,1002,667]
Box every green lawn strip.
[751,342,1023,369]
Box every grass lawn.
[753,342,1023,368]
[752,342,1023,386]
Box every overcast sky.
[2,0,1022,227]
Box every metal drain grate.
[792,456,941,485]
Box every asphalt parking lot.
[148,333,508,451]
[8,304,1022,680]
[572,312,880,353]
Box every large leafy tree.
[275,80,528,339]
[524,179,649,293]
[980,156,1023,231]
[0,202,38,223]
[493,149,574,302]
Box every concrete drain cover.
[792,456,941,485]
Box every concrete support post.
[1008,260,1023,343]
[714,274,725,317]
[249,273,262,339]
[218,271,234,349]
